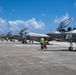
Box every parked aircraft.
[24,32,50,44]
[0,27,27,42]
[0,31,12,41]
[47,17,76,51]
[12,27,27,41]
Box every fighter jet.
[0,27,27,42]
[47,18,76,51]
[24,32,50,44]
[12,27,27,41]
[0,31,12,41]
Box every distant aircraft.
[0,31,12,41]
[47,17,76,51]
[0,27,27,42]
[12,27,27,41]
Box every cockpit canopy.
[57,18,72,31]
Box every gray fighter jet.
[47,18,76,51]
[25,32,50,44]
[12,27,27,41]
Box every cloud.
[0,18,45,33]
[8,18,45,30]
[0,18,8,33]
[0,6,3,13]
[52,13,69,24]
[24,18,45,29]
[8,20,24,26]
[8,20,26,31]
[0,18,6,25]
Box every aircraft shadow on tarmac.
[39,48,76,52]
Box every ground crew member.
[40,37,44,49]
[44,40,47,49]
[6,37,8,41]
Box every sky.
[0,0,76,34]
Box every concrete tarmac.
[0,41,76,75]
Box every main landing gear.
[66,34,73,51]
[69,41,73,51]
[69,46,73,51]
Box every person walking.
[40,37,44,49]
[44,40,47,49]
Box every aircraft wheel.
[46,42,49,45]
[22,41,24,44]
[69,47,73,51]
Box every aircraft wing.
[25,32,50,42]
[46,31,66,40]
[26,32,49,37]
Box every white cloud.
[24,18,45,29]
[52,13,69,24]
[0,18,45,33]
[8,18,45,30]
[8,20,26,31]
[8,20,24,26]
[0,18,6,25]
[0,18,8,33]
